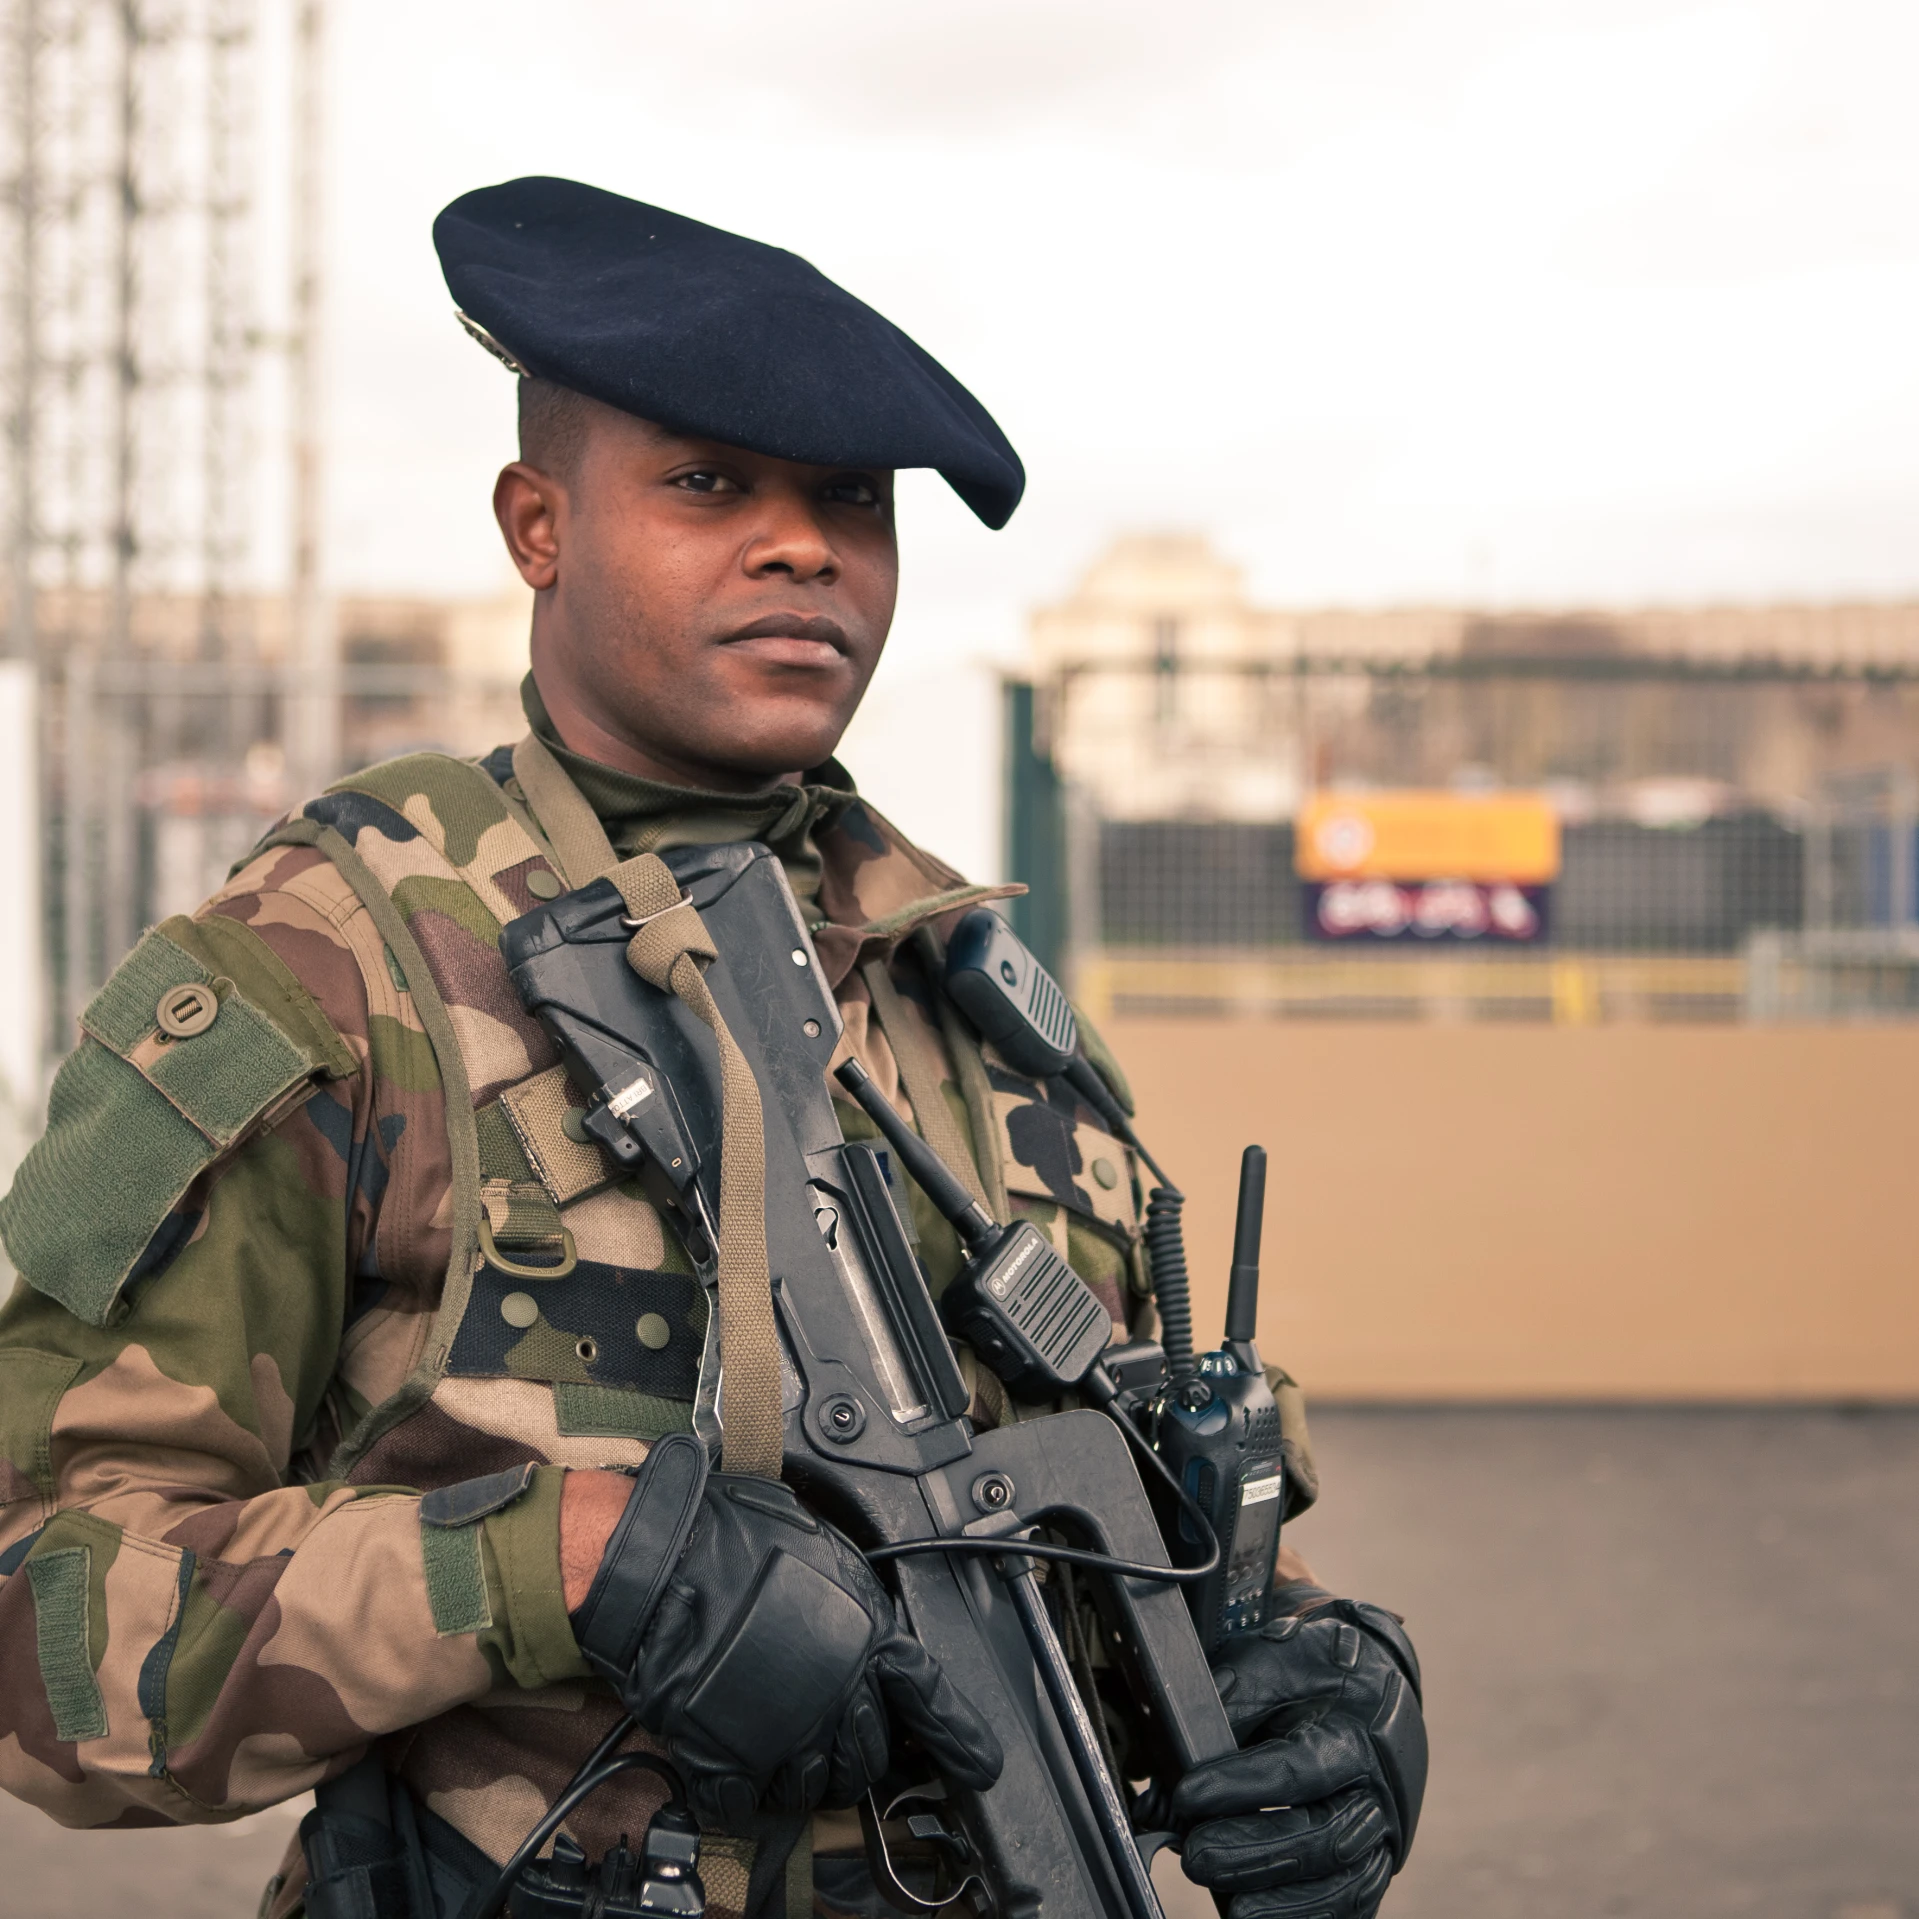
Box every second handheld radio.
[1150,1146,1287,1650]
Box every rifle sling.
[512,731,784,1480]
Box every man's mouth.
[719,614,849,671]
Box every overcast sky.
[321,0,1919,675]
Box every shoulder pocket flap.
[80,921,350,1150]
[993,1086,1140,1238]
[3,916,356,1327]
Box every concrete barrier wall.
[1108,1020,1919,1399]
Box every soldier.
[0,178,1424,1919]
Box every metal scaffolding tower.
[0,0,326,1077]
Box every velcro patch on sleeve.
[26,1544,108,1743]
[419,1467,532,1636]
[420,1517,493,1637]
[0,1040,221,1327]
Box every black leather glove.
[570,1433,1003,1830]
[1171,1583,1427,1919]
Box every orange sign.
[1296,791,1561,883]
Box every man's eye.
[673,471,742,494]
[823,476,880,506]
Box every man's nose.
[743,492,839,584]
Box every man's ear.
[494,461,564,590]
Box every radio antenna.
[1223,1145,1267,1357]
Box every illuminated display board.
[1296,792,1560,944]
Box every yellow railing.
[1072,949,1752,1025]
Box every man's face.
[495,401,898,790]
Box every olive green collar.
[521,674,854,903]
[519,674,1020,985]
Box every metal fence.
[1007,655,1919,1023]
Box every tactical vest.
[257,744,1151,1912]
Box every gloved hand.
[570,1432,1003,1829]
[1171,1583,1427,1919]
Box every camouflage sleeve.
[0,843,578,1831]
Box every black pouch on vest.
[301,1751,437,1919]
[300,1752,498,1919]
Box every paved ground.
[5,1408,1915,1918]
[1277,1408,1919,1919]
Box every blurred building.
[0,0,334,1076]
[1031,534,1919,821]
[337,589,531,770]
[29,583,529,926]
[1020,537,1919,1022]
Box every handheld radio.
[939,912,1288,1654]
[1151,1148,1286,1650]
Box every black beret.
[433,176,1024,529]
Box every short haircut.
[516,377,596,481]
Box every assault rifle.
[498,844,1244,1918]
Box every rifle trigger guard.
[858,1786,989,1915]
[1133,1828,1178,1872]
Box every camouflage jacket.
[0,720,1228,1915]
